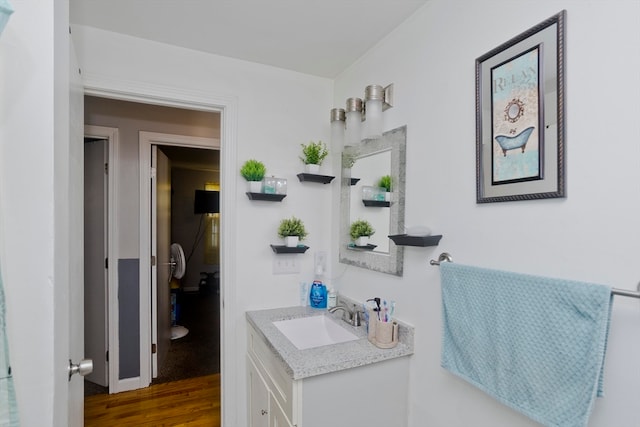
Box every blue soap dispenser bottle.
[309,266,327,309]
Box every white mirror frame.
[339,125,406,276]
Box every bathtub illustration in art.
[494,126,535,157]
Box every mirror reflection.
[339,125,406,276]
[349,150,391,253]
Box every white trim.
[83,75,238,425]
[140,132,221,150]
[151,145,158,379]
[83,125,122,393]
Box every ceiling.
[70,0,428,78]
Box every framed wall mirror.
[339,125,406,276]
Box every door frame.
[83,125,121,391]
[141,132,220,385]
[83,75,238,425]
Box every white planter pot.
[248,181,262,193]
[355,236,369,247]
[285,236,299,247]
[305,164,320,174]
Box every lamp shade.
[330,108,345,152]
[345,97,363,147]
[194,190,220,214]
[364,85,384,139]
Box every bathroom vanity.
[246,306,414,427]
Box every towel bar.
[430,252,640,299]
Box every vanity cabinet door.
[248,356,270,427]
[269,397,294,427]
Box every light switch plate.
[273,255,300,274]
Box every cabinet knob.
[261,409,268,416]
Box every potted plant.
[378,175,392,201]
[342,151,357,170]
[300,140,329,173]
[350,219,375,247]
[240,159,267,193]
[278,216,308,247]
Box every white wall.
[84,96,220,258]
[332,1,640,426]
[73,25,334,426]
[3,2,638,425]
[0,1,61,426]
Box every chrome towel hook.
[430,252,453,266]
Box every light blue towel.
[440,263,613,427]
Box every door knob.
[68,358,93,381]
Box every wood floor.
[85,374,221,426]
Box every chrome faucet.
[329,302,362,327]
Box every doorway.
[82,98,222,402]
[152,144,221,384]
[81,84,238,425]
[83,136,108,389]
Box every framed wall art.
[476,10,566,203]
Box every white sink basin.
[273,315,359,350]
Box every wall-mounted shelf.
[270,244,310,254]
[363,200,391,207]
[347,243,377,251]
[349,178,360,186]
[297,173,335,184]
[246,192,286,201]
[388,234,442,247]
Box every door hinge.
[152,343,157,354]
[150,167,156,179]
[105,350,109,362]
[151,256,156,266]
[105,257,108,269]
[105,162,109,174]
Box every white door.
[84,138,108,387]
[151,147,172,377]
[67,36,89,426]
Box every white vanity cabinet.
[247,354,293,427]
[247,321,410,427]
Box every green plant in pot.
[378,175,392,201]
[300,140,329,173]
[378,175,392,192]
[278,216,308,247]
[350,219,375,247]
[240,159,266,193]
[342,151,357,170]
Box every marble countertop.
[246,304,414,380]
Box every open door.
[83,125,121,392]
[151,146,172,378]
[66,33,90,426]
[84,138,108,387]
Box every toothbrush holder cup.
[367,313,399,349]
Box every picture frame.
[476,10,566,203]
